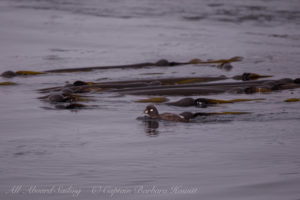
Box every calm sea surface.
[0,0,300,199]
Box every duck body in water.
[166,97,211,108]
[144,105,189,122]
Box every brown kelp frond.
[284,98,300,102]
[0,81,17,86]
[135,97,169,103]
[38,76,228,93]
[209,98,265,104]
[1,57,244,79]
[15,71,45,76]
[175,78,206,85]
[1,70,45,78]
[189,56,243,64]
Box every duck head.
[144,105,159,117]
[194,98,208,108]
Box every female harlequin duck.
[144,105,189,122]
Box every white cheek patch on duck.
[144,110,148,114]
[150,109,154,112]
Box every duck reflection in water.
[144,120,160,136]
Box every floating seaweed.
[116,79,299,96]
[1,70,45,78]
[135,97,169,103]
[284,98,300,102]
[15,71,45,76]
[38,76,227,93]
[1,57,243,78]
[189,56,243,64]
[0,81,17,86]
[39,78,300,97]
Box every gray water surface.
[1,0,300,199]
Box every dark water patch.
[182,15,207,21]
[43,55,64,61]
[207,3,223,8]
[13,150,48,157]
[50,48,71,52]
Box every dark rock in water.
[294,78,300,84]
[155,59,169,66]
[1,71,17,78]
[73,80,88,86]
